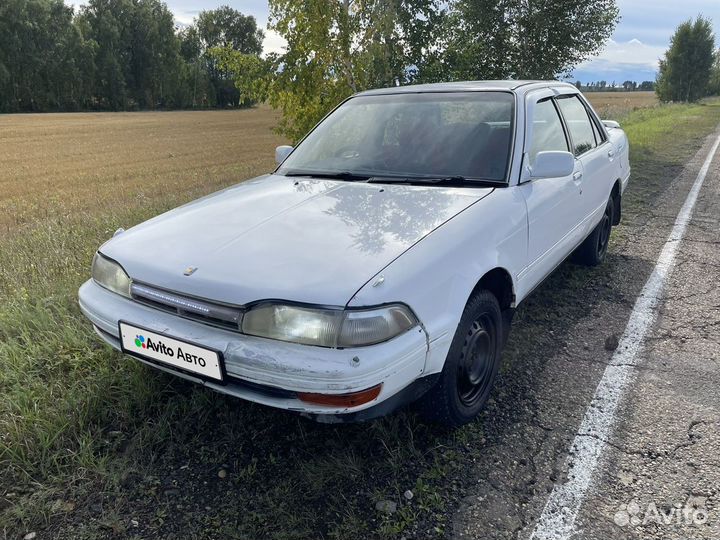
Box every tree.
[210,47,271,106]
[178,26,215,107]
[639,81,655,91]
[0,0,267,112]
[267,0,443,141]
[357,0,441,88]
[194,6,264,107]
[622,80,637,91]
[78,0,183,109]
[196,6,264,54]
[435,0,619,80]
[76,0,127,109]
[265,0,618,140]
[656,16,715,102]
[708,50,720,96]
[0,0,95,112]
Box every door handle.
[608,149,615,158]
[573,171,583,181]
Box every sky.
[65,0,720,84]
[572,0,720,83]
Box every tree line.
[0,0,263,112]
[657,16,720,103]
[9,0,720,142]
[574,81,657,92]
[1,0,622,133]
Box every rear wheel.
[418,290,503,427]
[575,195,614,266]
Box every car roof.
[355,80,577,97]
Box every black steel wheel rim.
[457,313,497,407]
[598,203,612,257]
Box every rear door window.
[556,96,596,156]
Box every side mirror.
[602,120,620,129]
[275,145,294,165]
[530,151,575,179]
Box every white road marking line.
[530,134,720,540]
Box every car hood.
[101,174,493,306]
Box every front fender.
[347,188,528,376]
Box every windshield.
[278,91,515,183]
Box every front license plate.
[119,321,224,382]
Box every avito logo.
[133,332,207,368]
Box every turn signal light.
[298,384,382,408]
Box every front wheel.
[574,195,614,266]
[417,290,503,427]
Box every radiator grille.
[131,283,243,331]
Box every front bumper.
[79,280,430,418]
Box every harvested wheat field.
[0,94,656,236]
[586,91,659,119]
[0,107,285,235]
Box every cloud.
[173,10,198,26]
[614,0,720,47]
[262,29,287,56]
[583,39,667,72]
[570,38,666,84]
[570,39,667,82]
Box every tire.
[574,195,614,266]
[417,290,504,427]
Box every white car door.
[556,94,616,236]
[517,94,584,297]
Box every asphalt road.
[454,128,720,540]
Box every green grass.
[2,100,720,539]
[0,178,467,539]
[615,98,720,218]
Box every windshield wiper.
[366,175,499,187]
[283,170,371,181]
[283,170,501,187]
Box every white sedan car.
[79,80,630,426]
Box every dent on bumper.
[79,280,429,416]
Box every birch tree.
[267,0,442,141]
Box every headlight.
[241,303,418,347]
[242,304,342,347]
[92,252,132,298]
[338,305,418,347]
